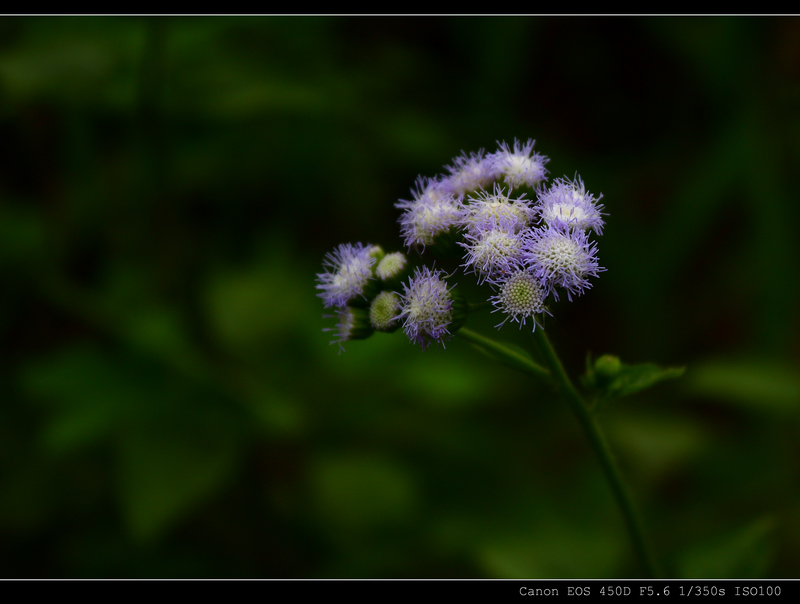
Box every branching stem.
[459,325,663,578]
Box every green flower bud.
[369,291,402,333]
[593,354,622,386]
[375,251,411,290]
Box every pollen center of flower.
[507,156,532,175]
[482,230,518,256]
[502,272,544,314]
[491,270,546,330]
[468,230,521,277]
[547,203,588,224]
[414,200,460,243]
[409,296,452,325]
[470,200,528,230]
[539,238,583,274]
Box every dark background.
[1,16,799,578]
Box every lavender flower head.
[522,227,603,301]
[488,138,549,190]
[396,177,463,249]
[438,149,497,198]
[397,266,457,350]
[316,242,381,309]
[462,185,534,236]
[538,176,605,234]
[460,218,525,284]
[490,268,550,330]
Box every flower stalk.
[533,327,664,578]
[316,138,678,577]
[457,327,549,379]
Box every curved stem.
[457,328,549,380]
[533,328,664,578]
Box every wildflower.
[461,185,533,236]
[538,176,605,234]
[398,266,464,350]
[521,227,603,301]
[396,177,463,249]
[489,268,549,330]
[438,149,497,197]
[488,138,549,190]
[460,220,524,284]
[369,290,402,332]
[316,242,382,309]
[324,306,374,353]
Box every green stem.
[457,328,549,380]
[532,328,664,578]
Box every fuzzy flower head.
[396,177,463,249]
[316,243,382,309]
[538,176,605,234]
[460,223,524,284]
[438,149,497,198]
[522,227,603,301]
[462,185,534,236]
[488,138,549,190]
[398,266,458,350]
[489,268,550,330]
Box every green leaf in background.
[479,519,626,579]
[604,412,709,486]
[20,345,148,453]
[117,425,240,544]
[582,354,685,404]
[0,17,144,109]
[432,480,627,578]
[677,516,775,578]
[309,453,420,537]
[20,343,244,544]
[686,358,800,414]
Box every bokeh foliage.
[1,16,799,578]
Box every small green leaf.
[583,354,685,402]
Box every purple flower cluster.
[394,140,605,332]
[318,138,607,350]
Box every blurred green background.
[1,16,799,578]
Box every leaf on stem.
[582,353,685,404]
